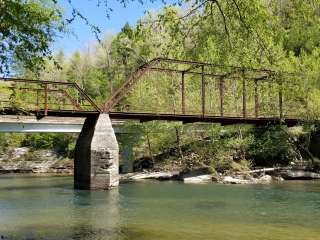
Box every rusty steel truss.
[0,77,101,118]
[0,58,307,125]
[103,57,296,120]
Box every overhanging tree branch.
[215,0,232,48]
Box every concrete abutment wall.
[74,114,119,190]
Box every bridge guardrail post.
[44,83,48,116]
[201,65,205,117]
[219,77,224,117]
[36,89,39,112]
[181,72,186,114]
[279,80,283,120]
[254,79,259,118]
[242,76,247,118]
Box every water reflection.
[69,189,121,240]
[0,176,122,240]
[1,177,320,240]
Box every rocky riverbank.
[120,167,320,184]
[1,148,320,185]
[0,147,73,174]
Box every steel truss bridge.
[0,58,311,126]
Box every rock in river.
[120,171,179,181]
[222,176,251,184]
[256,174,273,184]
[222,175,274,184]
[280,170,320,180]
[183,174,213,183]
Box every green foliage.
[128,122,300,172]
[248,125,296,166]
[22,133,54,149]
[21,133,76,156]
[2,0,320,172]
[0,0,64,74]
[0,133,25,151]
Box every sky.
[53,0,168,55]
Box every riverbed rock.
[183,174,213,183]
[11,147,29,159]
[280,170,320,180]
[271,175,285,182]
[222,174,275,184]
[121,171,179,181]
[178,168,211,179]
[222,176,251,184]
[256,174,273,184]
[0,148,73,175]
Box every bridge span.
[0,115,126,133]
[0,58,310,190]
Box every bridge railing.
[0,78,101,116]
[104,58,307,120]
[0,59,308,121]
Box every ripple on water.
[0,177,320,240]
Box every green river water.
[0,175,319,240]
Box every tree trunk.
[146,132,154,164]
[175,126,184,161]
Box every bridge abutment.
[74,114,119,190]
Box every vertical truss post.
[279,80,283,120]
[201,65,205,116]
[181,72,186,114]
[36,89,39,112]
[44,83,48,116]
[219,77,224,117]
[242,77,247,118]
[254,80,259,118]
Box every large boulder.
[121,171,179,181]
[222,175,275,184]
[222,176,251,184]
[256,174,273,184]
[11,147,29,159]
[280,170,320,180]
[183,174,213,183]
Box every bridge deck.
[0,115,125,133]
[0,109,301,126]
[109,112,301,126]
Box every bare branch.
[229,0,273,61]
[64,0,112,42]
[178,0,210,20]
[215,0,232,48]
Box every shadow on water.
[0,183,71,191]
[0,174,71,181]
[193,200,227,209]
[0,189,123,240]
[69,189,122,240]
[1,226,153,240]
[1,226,123,240]
[0,175,72,191]
[72,190,94,207]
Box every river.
[0,175,319,240]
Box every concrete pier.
[74,114,119,190]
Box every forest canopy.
[1,0,320,171]
[2,0,320,76]
[0,0,64,74]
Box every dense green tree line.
[16,0,319,117]
[1,0,320,172]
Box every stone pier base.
[74,114,119,190]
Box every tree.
[0,0,64,74]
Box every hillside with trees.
[1,0,320,174]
